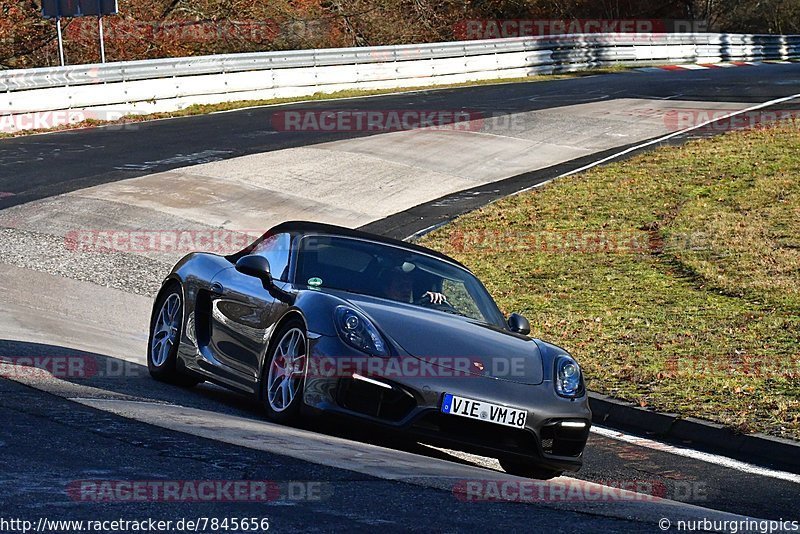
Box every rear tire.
[261,319,307,424]
[148,283,201,387]
[499,457,563,480]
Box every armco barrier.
[1,33,799,132]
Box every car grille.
[335,377,417,422]
[539,421,590,457]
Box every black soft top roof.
[227,220,468,270]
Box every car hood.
[343,294,544,385]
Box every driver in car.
[382,268,447,305]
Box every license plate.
[441,393,527,429]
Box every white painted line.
[515,91,800,194]
[69,397,176,406]
[591,425,800,484]
[405,221,449,241]
[681,64,710,70]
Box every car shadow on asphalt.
[0,338,492,471]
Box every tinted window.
[295,235,505,326]
[252,233,291,281]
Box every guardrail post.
[56,17,66,67]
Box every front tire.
[262,320,307,424]
[499,457,563,480]
[148,283,200,387]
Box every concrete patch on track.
[299,99,748,180]
[0,97,751,301]
[75,162,455,231]
[0,263,150,358]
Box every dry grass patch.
[420,122,800,439]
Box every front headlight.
[555,355,584,398]
[334,306,389,357]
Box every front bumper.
[303,334,591,472]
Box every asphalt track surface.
[2,64,800,530]
[2,379,662,533]
[3,63,800,210]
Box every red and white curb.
[635,60,799,72]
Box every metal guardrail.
[2,33,799,92]
[1,33,798,125]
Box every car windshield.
[294,235,505,326]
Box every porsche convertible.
[148,221,590,478]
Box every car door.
[206,233,292,390]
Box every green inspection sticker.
[307,277,323,287]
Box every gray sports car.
[148,221,590,479]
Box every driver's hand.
[423,291,447,305]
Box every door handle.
[210,282,224,294]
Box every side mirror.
[507,313,531,335]
[235,254,272,285]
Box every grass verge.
[0,67,626,139]
[420,122,800,440]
